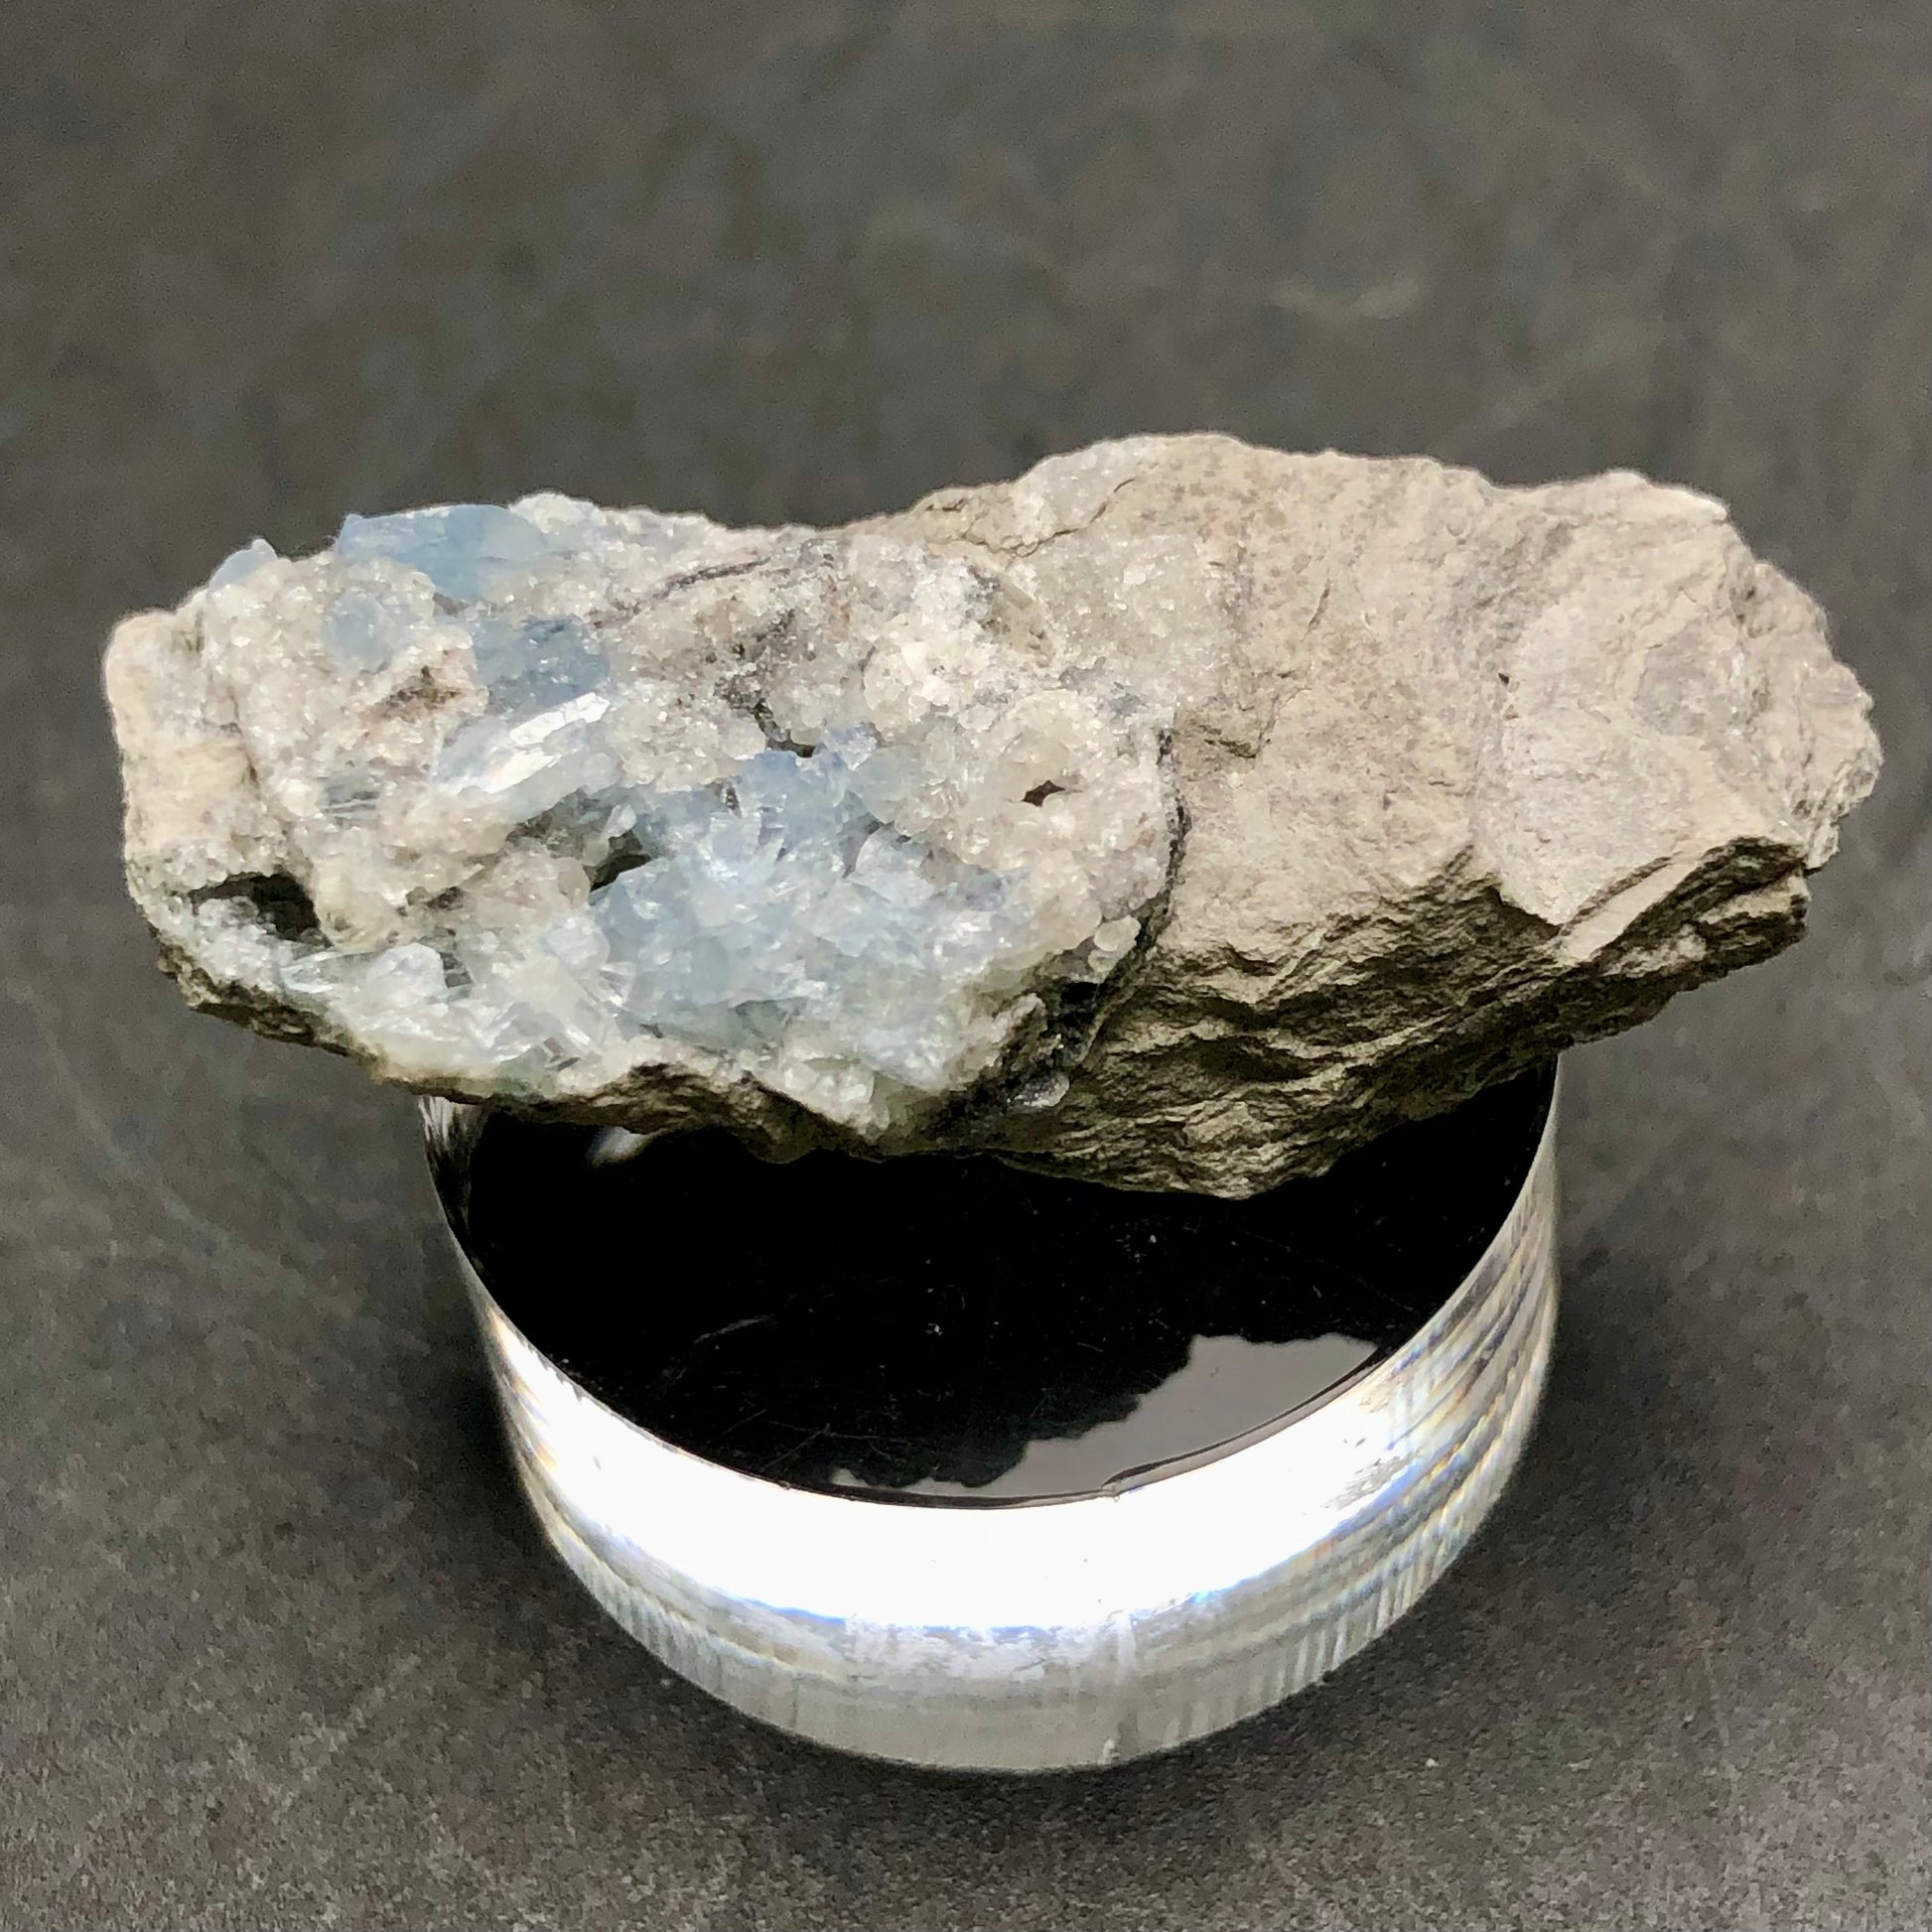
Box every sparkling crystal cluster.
[138,497,1174,1137]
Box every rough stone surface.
[104,434,1879,1194]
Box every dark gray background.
[3,3,1926,1926]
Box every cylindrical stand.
[423,1074,1558,1771]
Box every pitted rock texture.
[105,435,1879,1194]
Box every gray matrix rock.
[104,435,1879,1195]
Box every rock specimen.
[105,435,1879,1195]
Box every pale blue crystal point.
[335,504,553,603]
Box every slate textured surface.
[2,3,1926,1926]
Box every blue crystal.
[322,587,403,672]
[320,765,382,823]
[431,711,621,819]
[626,786,723,857]
[335,504,552,604]
[729,744,879,876]
[208,537,276,590]
[469,615,607,716]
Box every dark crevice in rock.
[646,556,770,605]
[749,696,813,757]
[375,667,454,718]
[187,872,323,943]
[588,835,654,894]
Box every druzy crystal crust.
[114,492,1174,1141]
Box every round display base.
[423,1067,1560,1772]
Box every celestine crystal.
[108,484,1176,1144]
[106,435,1878,1194]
